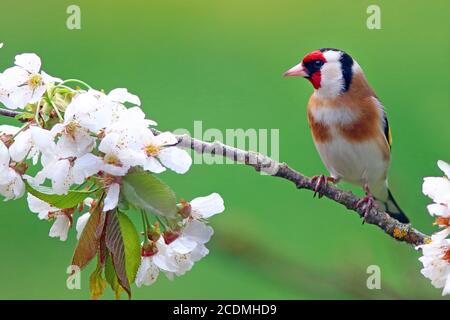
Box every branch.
[0,108,21,119]
[0,108,430,247]
[154,129,430,247]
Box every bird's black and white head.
[284,48,360,98]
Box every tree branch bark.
[0,108,430,247]
[0,108,21,119]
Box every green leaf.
[105,211,141,298]
[71,209,105,270]
[105,253,124,300]
[122,171,178,218]
[25,181,94,209]
[89,257,107,300]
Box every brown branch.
[153,129,430,247]
[0,108,21,119]
[0,108,430,246]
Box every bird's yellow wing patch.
[382,110,392,149]
[387,125,393,147]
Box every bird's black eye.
[314,60,324,67]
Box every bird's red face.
[284,48,356,98]
[284,50,326,89]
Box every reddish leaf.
[71,209,106,270]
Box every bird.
[283,48,409,224]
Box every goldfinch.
[284,48,409,223]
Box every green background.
[0,0,449,299]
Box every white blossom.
[51,123,95,158]
[27,194,71,241]
[0,141,24,200]
[169,193,224,253]
[97,132,137,177]
[33,152,101,195]
[64,90,113,134]
[417,229,450,295]
[135,256,160,287]
[0,53,61,109]
[137,129,192,174]
[153,238,209,279]
[169,220,214,254]
[49,215,71,241]
[9,126,55,165]
[189,193,225,219]
[27,193,58,220]
[75,198,94,239]
[423,160,450,217]
[64,88,147,134]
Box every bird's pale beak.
[283,63,308,77]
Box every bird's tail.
[375,189,409,224]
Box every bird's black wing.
[383,111,392,149]
[374,96,392,149]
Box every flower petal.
[40,70,62,84]
[14,53,41,74]
[427,203,450,217]
[0,141,10,167]
[438,160,450,179]
[190,193,225,218]
[9,129,32,162]
[143,157,166,174]
[27,193,57,218]
[182,220,214,245]
[135,257,160,287]
[108,88,141,106]
[154,132,178,147]
[423,177,450,206]
[76,212,90,240]
[158,147,192,174]
[72,153,102,184]
[104,183,120,211]
[49,215,71,241]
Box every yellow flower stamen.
[65,121,79,139]
[104,153,122,166]
[145,144,160,157]
[27,74,42,89]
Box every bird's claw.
[311,175,334,198]
[356,195,375,224]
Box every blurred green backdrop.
[0,0,449,299]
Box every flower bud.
[162,230,180,245]
[147,222,161,242]
[177,199,192,219]
[0,134,14,148]
[141,241,158,257]
[10,161,28,175]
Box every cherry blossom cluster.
[418,160,450,295]
[136,193,224,286]
[0,51,225,290]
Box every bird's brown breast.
[306,72,390,161]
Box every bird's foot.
[310,175,337,198]
[356,194,375,224]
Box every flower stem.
[59,79,92,90]
[155,215,170,231]
[12,122,31,139]
[141,210,150,244]
[46,93,63,121]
